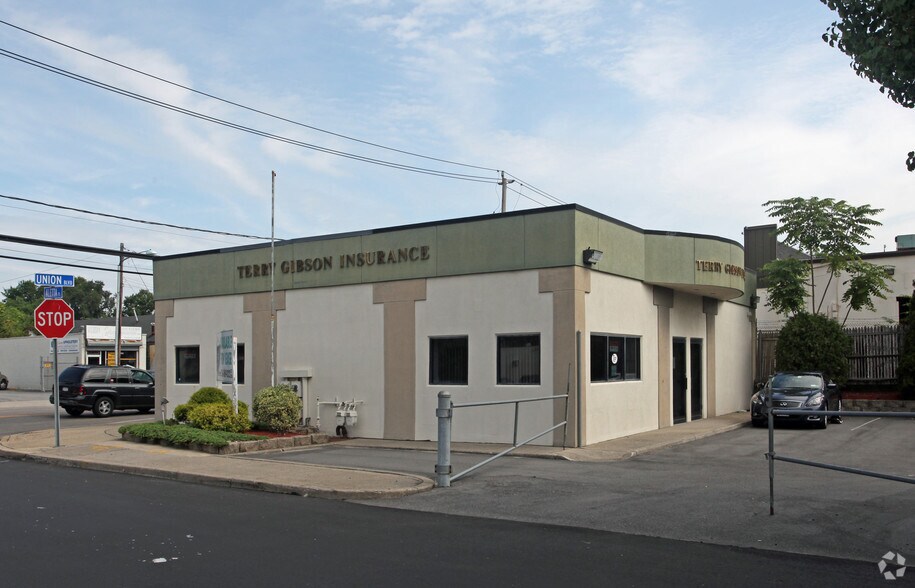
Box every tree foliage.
[775,312,853,383]
[0,302,30,337]
[123,289,155,316]
[63,277,114,320]
[763,197,889,324]
[898,290,915,397]
[761,257,810,316]
[1,280,43,316]
[821,0,915,170]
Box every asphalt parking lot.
[259,416,914,562]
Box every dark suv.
[50,365,155,417]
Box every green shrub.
[118,423,263,447]
[775,312,852,383]
[189,387,231,405]
[173,387,248,423]
[253,384,303,432]
[173,403,191,422]
[188,402,251,433]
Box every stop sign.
[34,299,75,339]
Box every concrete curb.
[0,434,435,500]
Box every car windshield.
[771,374,822,389]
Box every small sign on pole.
[34,273,75,288]
[218,330,239,413]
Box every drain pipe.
[576,330,582,448]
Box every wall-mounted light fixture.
[583,247,603,266]
[883,265,895,276]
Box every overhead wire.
[0,253,152,275]
[1,193,269,240]
[0,47,500,184]
[0,19,498,174]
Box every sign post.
[33,287,75,448]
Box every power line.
[0,46,500,184]
[0,254,152,276]
[0,192,271,240]
[0,18,499,174]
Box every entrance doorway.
[690,338,703,420]
[672,337,687,424]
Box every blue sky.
[1,0,912,300]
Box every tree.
[2,280,43,316]
[763,197,891,325]
[64,277,114,320]
[775,312,853,382]
[899,288,915,398]
[821,0,915,170]
[123,289,155,316]
[0,302,30,337]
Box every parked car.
[750,371,841,429]
[50,365,155,417]
[0,371,8,390]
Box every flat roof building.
[153,204,756,447]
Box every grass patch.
[118,423,265,448]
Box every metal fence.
[757,324,903,384]
[435,391,568,487]
[765,406,915,515]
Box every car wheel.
[64,407,84,417]
[817,412,828,429]
[0,379,7,390]
[92,397,114,418]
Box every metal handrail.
[766,406,915,515]
[435,391,569,487]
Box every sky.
[0,0,912,301]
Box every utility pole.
[270,170,276,387]
[115,242,124,367]
[499,171,515,213]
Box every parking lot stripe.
[850,417,881,431]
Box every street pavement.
[0,397,746,499]
[2,397,911,568]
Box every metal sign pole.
[52,339,60,448]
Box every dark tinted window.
[429,336,468,385]
[113,368,131,384]
[132,370,154,384]
[497,334,540,385]
[84,368,109,383]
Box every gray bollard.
[435,391,452,488]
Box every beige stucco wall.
[163,295,252,414]
[714,301,754,414]
[583,272,659,443]
[279,285,385,438]
[414,270,555,444]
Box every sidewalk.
[0,410,749,498]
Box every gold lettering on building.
[695,259,745,280]
[237,245,431,279]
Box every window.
[591,334,641,382]
[132,370,153,384]
[429,336,468,385]
[175,346,200,384]
[237,344,246,385]
[497,334,540,385]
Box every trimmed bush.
[188,402,251,433]
[775,312,852,383]
[173,387,248,423]
[189,387,231,405]
[253,384,303,433]
[119,423,263,447]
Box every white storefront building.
[154,205,756,447]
